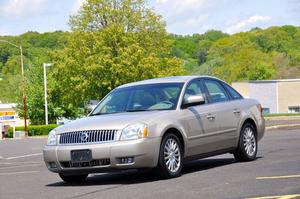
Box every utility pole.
[20,46,28,135]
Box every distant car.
[43,76,265,182]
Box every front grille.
[60,159,110,168]
[59,130,117,144]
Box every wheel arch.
[162,127,187,157]
[240,118,258,138]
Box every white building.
[232,79,300,114]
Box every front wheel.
[234,123,257,161]
[59,173,88,183]
[157,133,183,178]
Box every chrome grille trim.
[59,130,117,145]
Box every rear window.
[223,84,243,100]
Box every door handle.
[233,109,240,114]
[206,113,215,121]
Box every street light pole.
[0,40,28,136]
[43,63,52,125]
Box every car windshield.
[90,83,184,115]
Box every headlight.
[47,130,57,145]
[120,123,148,141]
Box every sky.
[0,0,299,36]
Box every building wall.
[249,82,278,113]
[232,82,250,97]
[278,81,300,113]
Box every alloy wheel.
[243,127,256,157]
[163,138,181,173]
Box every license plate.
[71,150,92,163]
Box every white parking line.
[256,174,300,180]
[248,194,300,199]
[0,161,41,165]
[0,171,40,176]
[0,164,41,170]
[5,153,43,160]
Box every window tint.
[204,80,229,103]
[223,84,242,100]
[184,81,205,102]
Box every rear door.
[202,78,242,150]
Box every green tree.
[196,30,228,65]
[207,33,276,82]
[51,0,184,117]
[0,55,23,103]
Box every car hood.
[55,110,172,134]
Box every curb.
[266,124,300,130]
[264,116,300,121]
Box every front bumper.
[43,137,161,174]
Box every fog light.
[48,162,57,169]
[118,157,135,164]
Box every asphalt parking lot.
[0,128,300,199]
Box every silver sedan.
[43,76,265,182]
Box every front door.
[179,80,219,156]
[202,79,241,150]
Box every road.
[0,128,300,199]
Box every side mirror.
[182,95,205,108]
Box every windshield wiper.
[89,112,102,116]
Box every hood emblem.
[80,132,89,142]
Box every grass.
[264,113,300,118]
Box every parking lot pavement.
[0,128,300,199]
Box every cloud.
[0,29,10,36]
[72,0,85,14]
[168,14,210,35]
[225,15,272,34]
[156,0,168,3]
[0,0,48,18]
[154,0,212,20]
[153,0,223,34]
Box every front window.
[90,83,184,115]
[184,81,205,103]
[204,79,229,103]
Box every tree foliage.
[170,26,300,83]
[0,31,68,124]
[50,0,184,118]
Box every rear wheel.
[59,173,88,183]
[234,123,257,161]
[157,133,183,178]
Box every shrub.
[8,124,58,137]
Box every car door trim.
[188,128,237,140]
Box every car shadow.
[46,156,262,187]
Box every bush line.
[8,124,58,138]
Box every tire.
[59,173,88,183]
[234,122,257,162]
[157,133,183,178]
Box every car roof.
[117,76,220,88]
